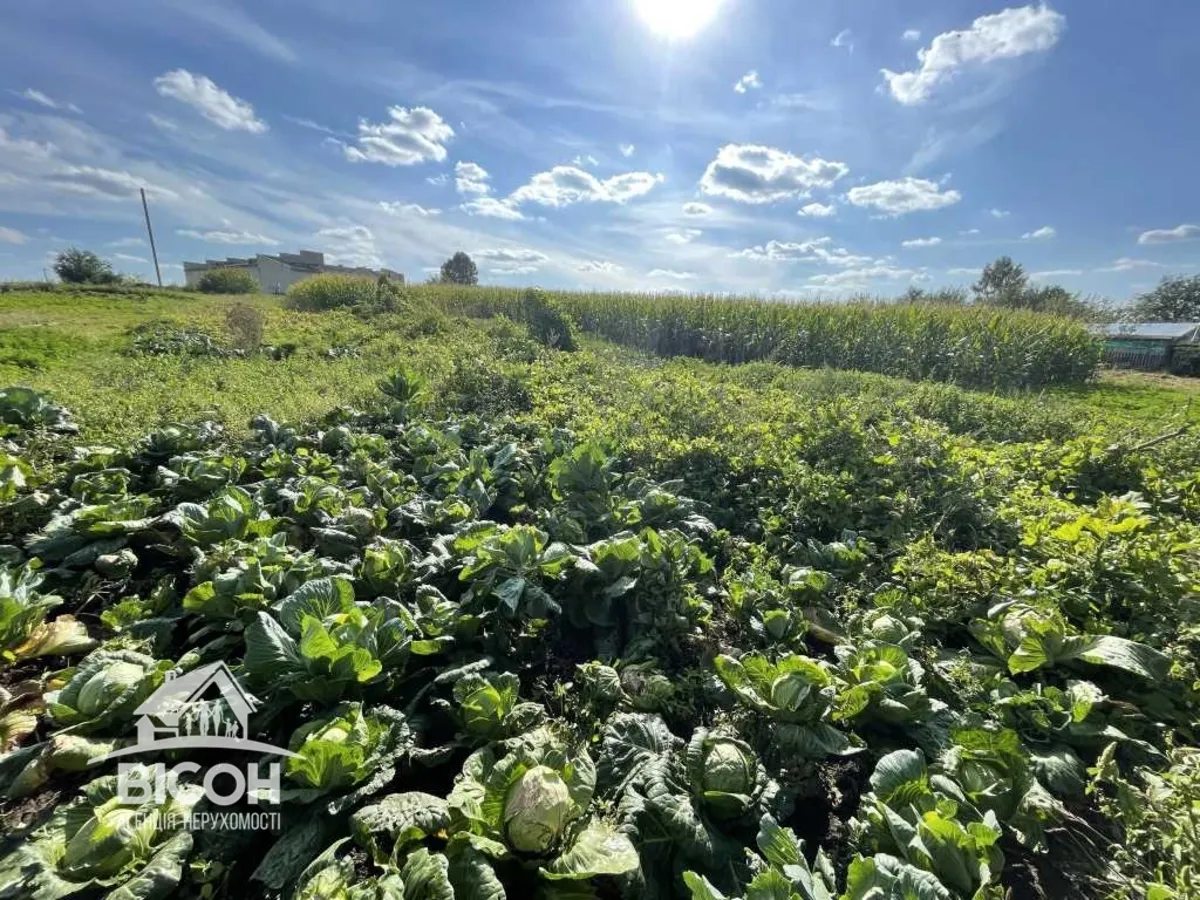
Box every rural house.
[1088,322,1200,374]
[183,249,404,294]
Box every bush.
[53,248,119,285]
[517,288,577,351]
[196,268,258,295]
[225,303,265,350]
[286,274,378,311]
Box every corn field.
[421,286,1101,389]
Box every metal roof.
[1088,322,1200,342]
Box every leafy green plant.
[0,565,96,668]
[0,765,202,898]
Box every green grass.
[0,287,1193,445]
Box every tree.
[440,252,479,286]
[972,256,1028,306]
[53,248,119,285]
[1132,275,1200,322]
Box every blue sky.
[0,0,1197,299]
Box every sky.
[0,0,1197,300]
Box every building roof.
[1088,322,1200,342]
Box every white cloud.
[572,154,599,168]
[460,197,526,221]
[316,225,383,268]
[882,5,1066,105]
[510,166,664,207]
[177,228,279,245]
[960,228,981,236]
[1138,224,1200,245]
[847,177,961,215]
[578,260,623,274]
[734,70,763,94]
[683,202,713,217]
[989,208,1011,218]
[476,247,549,274]
[109,237,146,248]
[619,143,636,158]
[379,202,441,217]
[902,29,922,42]
[798,202,836,218]
[455,161,491,195]
[114,253,149,263]
[664,229,702,245]
[1098,257,1168,272]
[948,267,981,276]
[427,173,450,187]
[343,106,454,166]
[831,29,854,52]
[648,269,696,280]
[902,236,943,248]
[808,265,917,288]
[735,237,873,268]
[1021,226,1057,241]
[700,144,849,204]
[17,88,81,114]
[1031,269,1082,279]
[48,166,177,200]
[153,69,267,133]
[0,226,27,244]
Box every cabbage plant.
[833,642,936,726]
[447,727,639,884]
[0,565,96,669]
[46,647,177,733]
[0,765,202,899]
[714,652,857,760]
[282,702,411,812]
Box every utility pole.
[140,188,163,287]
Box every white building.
[183,249,404,294]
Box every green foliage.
[195,268,259,295]
[0,285,1197,900]
[286,274,379,311]
[434,284,1100,388]
[53,247,119,285]
[440,251,479,286]
[1132,274,1200,322]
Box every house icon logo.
[100,661,298,762]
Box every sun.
[633,0,725,40]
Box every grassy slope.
[0,288,1195,445]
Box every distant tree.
[440,252,479,286]
[1132,275,1200,322]
[972,256,1028,306]
[53,247,119,285]
[1020,284,1092,319]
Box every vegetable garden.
[0,288,1196,900]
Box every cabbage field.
[0,287,1197,900]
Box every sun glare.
[634,0,724,40]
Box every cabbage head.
[46,647,176,732]
[504,764,574,854]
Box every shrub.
[53,248,119,285]
[286,274,378,311]
[196,268,258,295]
[225,303,265,350]
[517,289,577,351]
